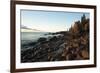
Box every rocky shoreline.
[21,14,89,63]
[21,32,89,62]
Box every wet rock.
[81,50,89,59]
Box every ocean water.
[21,32,49,45]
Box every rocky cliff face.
[21,14,90,63]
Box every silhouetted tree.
[81,14,86,25]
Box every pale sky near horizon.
[21,10,89,32]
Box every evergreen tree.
[81,14,86,25]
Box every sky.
[21,10,90,32]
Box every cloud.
[21,25,31,30]
[21,25,41,31]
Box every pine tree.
[81,14,86,25]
